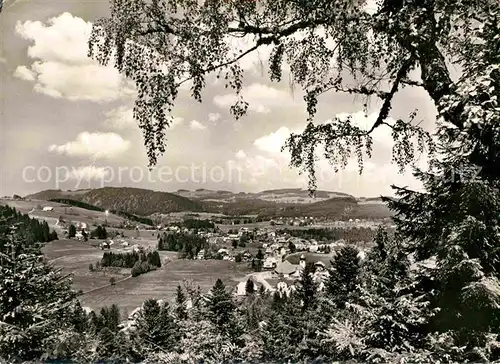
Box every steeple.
[299,254,306,270]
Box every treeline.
[279,227,376,242]
[99,250,161,277]
[0,205,57,246]
[101,250,161,269]
[181,218,214,230]
[113,210,153,226]
[49,198,153,226]
[157,232,208,259]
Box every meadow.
[42,238,251,314]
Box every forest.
[279,227,377,243]
[157,232,209,259]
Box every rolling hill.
[25,187,203,216]
[24,187,393,219]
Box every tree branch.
[366,56,416,134]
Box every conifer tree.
[0,223,78,361]
[207,279,236,335]
[175,284,188,320]
[296,262,318,310]
[245,279,255,295]
[136,299,179,351]
[326,244,361,308]
[68,224,76,238]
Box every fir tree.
[206,279,241,341]
[175,284,188,320]
[245,279,255,295]
[68,224,76,238]
[296,262,318,310]
[326,244,361,308]
[0,223,79,361]
[136,299,180,351]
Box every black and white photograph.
[0,0,499,362]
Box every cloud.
[13,65,36,81]
[65,166,111,181]
[208,112,221,123]
[14,12,135,102]
[105,106,183,129]
[235,150,246,159]
[190,120,206,130]
[0,57,7,64]
[254,126,302,154]
[252,111,395,158]
[48,132,130,159]
[213,83,296,113]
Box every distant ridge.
[25,187,393,219]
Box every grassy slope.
[26,187,203,216]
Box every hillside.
[26,187,203,216]
[25,187,393,219]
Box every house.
[242,251,252,261]
[42,206,54,211]
[217,248,230,256]
[309,245,319,253]
[197,249,206,260]
[100,242,110,250]
[77,222,87,230]
[263,256,278,269]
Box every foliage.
[181,218,215,230]
[280,227,378,243]
[135,299,180,352]
[326,244,361,308]
[101,250,161,269]
[68,224,76,238]
[0,222,79,361]
[90,225,107,239]
[245,279,255,295]
[157,232,208,259]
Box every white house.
[42,206,54,211]
[263,256,278,269]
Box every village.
[51,209,375,301]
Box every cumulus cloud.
[105,106,183,129]
[48,132,130,159]
[14,12,135,102]
[213,83,296,113]
[254,126,302,154]
[208,112,221,123]
[190,120,206,130]
[13,65,36,81]
[65,166,111,181]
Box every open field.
[0,198,127,229]
[42,239,251,313]
[80,258,251,313]
[42,239,130,292]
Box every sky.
[0,0,437,198]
